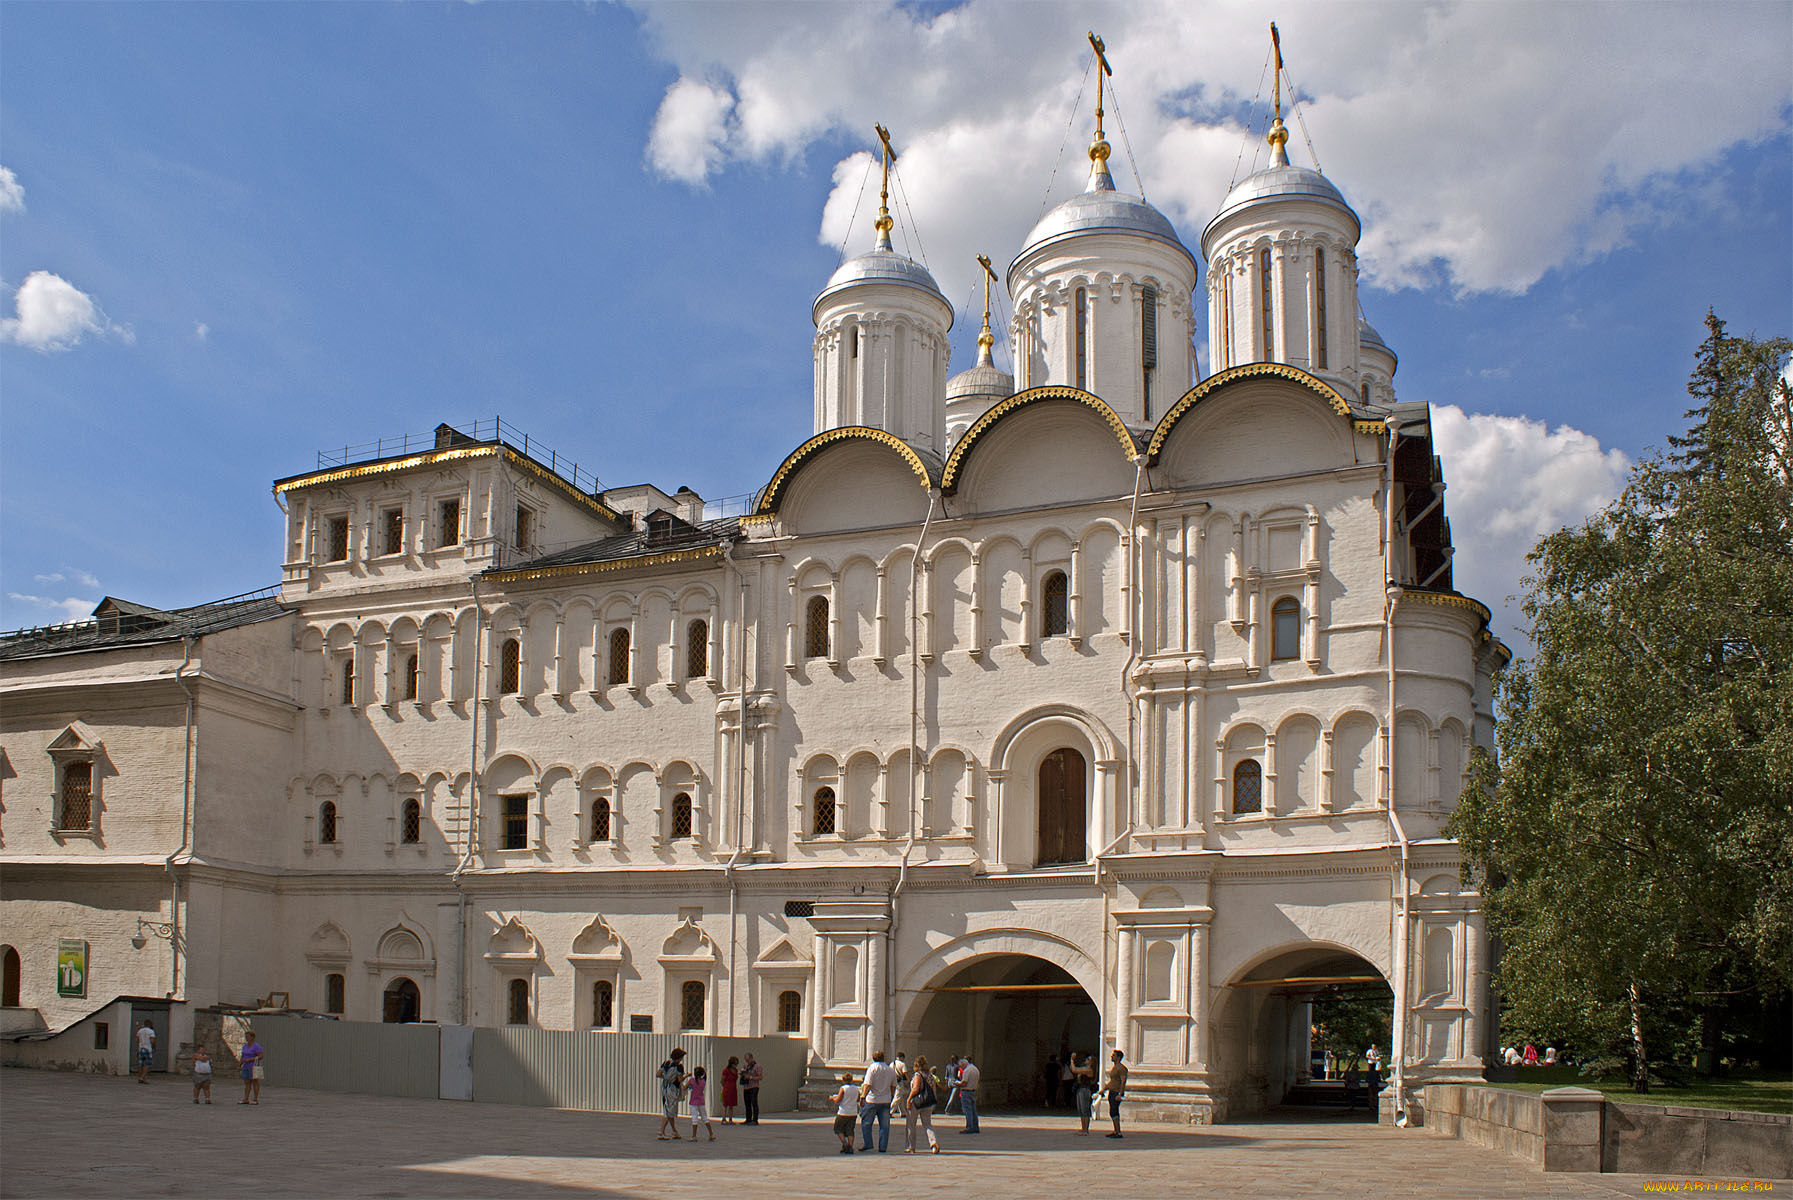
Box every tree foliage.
[1450,313,1793,1088]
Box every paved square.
[0,1068,1778,1198]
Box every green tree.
[1451,313,1793,1091]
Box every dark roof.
[489,517,740,577]
[0,587,288,662]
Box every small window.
[777,989,803,1033]
[340,656,355,706]
[1141,284,1158,418]
[58,762,93,831]
[326,972,346,1015]
[1271,597,1301,661]
[499,638,521,694]
[1314,246,1328,370]
[608,627,631,687]
[515,505,535,553]
[1259,246,1274,360]
[1041,570,1069,638]
[501,794,528,850]
[319,800,339,844]
[811,786,837,837]
[437,498,462,548]
[805,596,829,660]
[680,980,706,1031]
[507,977,530,1025]
[783,900,815,919]
[326,515,350,562]
[671,793,694,840]
[1074,286,1088,390]
[686,619,709,680]
[590,796,611,842]
[381,507,405,556]
[402,652,419,700]
[401,799,422,844]
[1232,760,1263,815]
[592,979,614,1028]
[1361,380,1372,405]
[94,1020,109,1050]
[850,326,859,358]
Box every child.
[831,1073,860,1154]
[191,1047,213,1104]
[687,1065,715,1141]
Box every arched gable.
[941,387,1142,505]
[1149,364,1359,489]
[989,703,1121,770]
[752,427,940,531]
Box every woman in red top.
[720,1056,740,1123]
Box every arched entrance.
[2,945,20,1007]
[1211,945,1391,1121]
[382,977,421,1023]
[907,955,1099,1108]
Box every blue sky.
[3,1,1789,650]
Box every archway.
[2,945,19,1007]
[1210,945,1390,1121]
[383,977,421,1023]
[907,955,1099,1109]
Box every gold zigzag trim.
[275,446,621,523]
[1403,589,1491,622]
[487,544,724,583]
[940,386,1138,493]
[1146,363,1354,459]
[754,426,932,515]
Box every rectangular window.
[515,506,534,553]
[326,515,350,562]
[403,653,419,700]
[1140,284,1157,419]
[501,794,528,850]
[381,508,405,556]
[1074,287,1088,390]
[437,498,462,548]
[1259,247,1274,360]
[94,1021,109,1050]
[60,762,93,830]
[326,973,345,1015]
[1314,247,1328,370]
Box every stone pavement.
[2,1068,1783,1198]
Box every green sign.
[56,939,88,998]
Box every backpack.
[915,1077,937,1108]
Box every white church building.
[1,50,1505,1123]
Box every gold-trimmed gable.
[274,445,623,524]
[753,426,937,517]
[1147,363,1354,461]
[940,386,1141,495]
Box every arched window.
[402,652,419,700]
[401,799,422,844]
[1144,940,1176,1003]
[777,989,803,1033]
[499,638,521,694]
[1036,747,1088,866]
[811,786,837,837]
[686,619,709,679]
[325,972,345,1015]
[671,793,693,840]
[1259,246,1274,360]
[382,977,420,1023]
[1041,570,1069,638]
[1233,760,1263,814]
[2,946,20,1008]
[1140,284,1158,418]
[1220,268,1235,366]
[680,980,706,1030]
[340,656,355,706]
[318,801,339,844]
[590,796,611,842]
[805,596,830,659]
[608,627,631,687]
[1271,597,1301,661]
[507,978,530,1025]
[1074,286,1089,390]
[592,979,614,1028]
[1361,379,1372,405]
[57,762,93,831]
[1314,246,1328,369]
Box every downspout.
[889,487,940,1053]
[722,537,749,1035]
[452,577,486,1025]
[166,635,199,1001]
[1383,422,1412,1125]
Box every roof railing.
[315,417,602,495]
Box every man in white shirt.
[890,1051,909,1117]
[135,1021,156,1083]
[956,1055,981,1133]
[859,1050,898,1153]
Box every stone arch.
[895,926,1103,1036]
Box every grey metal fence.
[253,1013,441,1100]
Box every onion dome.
[1204,127,1360,247]
[812,248,947,321]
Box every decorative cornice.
[1402,588,1492,624]
[1147,363,1354,460]
[274,445,622,524]
[753,426,937,517]
[941,386,1141,494]
[486,543,724,584]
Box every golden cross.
[976,254,998,338]
[873,123,896,247]
[1088,32,1112,140]
[1271,23,1283,122]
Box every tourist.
[741,1053,763,1125]
[904,1054,940,1154]
[720,1056,740,1123]
[191,1046,212,1104]
[688,1065,715,1141]
[956,1055,981,1134]
[1522,1042,1539,1066]
[1071,1052,1096,1134]
[831,1073,860,1155]
[135,1021,156,1084]
[891,1050,909,1118]
[656,1048,687,1140]
[943,1056,962,1114]
[1044,1054,1060,1108]
[1102,1049,1128,1138]
[1544,1046,1559,1065]
[1365,1043,1382,1073]
[237,1029,264,1105]
[859,1049,897,1153]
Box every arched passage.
[383,977,421,1024]
[1210,944,1391,1121]
[1,945,20,1007]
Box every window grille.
[1075,287,1088,390]
[680,980,706,1030]
[592,980,614,1028]
[499,639,521,694]
[608,627,630,687]
[1141,284,1158,418]
[507,978,529,1025]
[811,786,837,837]
[1271,598,1301,661]
[59,762,93,831]
[782,900,815,919]
[319,801,338,844]
[501,794,528,850]
[1041,571,1069,638]
[671,793,693,840]
[686,619,709,679]
[777,990,803,1033]
[1259,247,1274,360]
[591,796,611,842]
[1314,247,1328,369]
[382,508,404,556]
[340,657,355,706]
[327,516,349,562]
[438,498,461,547]
[401,799,422,844]
[1233,760,1263,814]
[805,596,829,659]
[515,506,534,552]
[326,973,345,1015]
[403,653,419,700]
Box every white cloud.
[194,321,210,342]
[0,270,133,352]
[7,592,99,625]
[630,0,1791,303]
[0,166,23,214]
[33,568,101,590]
[1429,404,1632,646]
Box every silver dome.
[945,362,1015,401]
[1018,184,1193,265]
[813,249,948,319]
[1205,162,1360,243]
[1359,315,1397,369]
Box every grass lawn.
[1481,1065,1792,1115]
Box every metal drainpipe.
[165,635,198,1001]
[453,577,486,1026]
[1383,422,1412,1125]
[722,538,748,1036]
[889,488,939,1054]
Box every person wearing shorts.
[192,1047,213,1104]
[238,1030,264,1105]
[135,1021,156,1083]
[1103,1049,1128,1138]
[831,1074,860,1154]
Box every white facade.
[1,89,1505,1123]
